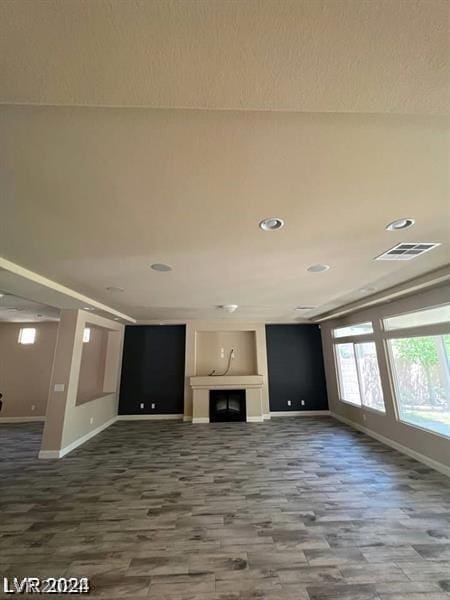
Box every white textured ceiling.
[0,0,448,114]
[0,106,448,322]
[0,1,448,322]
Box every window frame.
[383,303,450,332]
[386,331,450,440]
[333,326,386,413]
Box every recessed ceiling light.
[151,263,173,272]
[106,286,125,293]
[386,218,415,231]
[113,317,120,321]
[307,264,330,273]
[83,307,93,311]
[259,217,284,231]
[0,293,4,298]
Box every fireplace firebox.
[209,390,246,422]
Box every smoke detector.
[219,304,238,313]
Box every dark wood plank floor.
[0,418,449,599]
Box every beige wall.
[320,284,450,471]
[40,309,124,455]
[195,330,257,376]
[184,320,269,419]
[76,325,108,405]
[0,322,58,418]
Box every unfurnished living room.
[0,1,449,599]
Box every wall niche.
[195,330,257,376]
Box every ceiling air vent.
[376,242,440,261]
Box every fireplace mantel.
[190,375,264,389]
[189,375,265,423]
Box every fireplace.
[209,389,246,422]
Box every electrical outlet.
[140,403,144,410]
[31,404,35,411]
[220,347,225,358]
[54,383,65,392]
[287,400,292,407]
[300,400,305,406]
[89,417,94,425]
[362,413,367,422]
[151,403,156,409]
[231,350,235,359]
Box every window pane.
[355,342,385,412]
[18,328,36,345]
[334,322,373,338]
[335,343,361,405]
[389,334,450,438]
[384,304,450,331]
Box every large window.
[335,334,385,412]
[388,334,450,437]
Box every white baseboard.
[192,417,209,424]
[247,416,264,423]
[0,416,46,423]
[39,416,117,460]
[263,413,271,420]
[117,414,183,421]
[183,415,193,422]
[330,412,450,478]
[270,410,330,417]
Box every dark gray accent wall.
[119,325,186,415]
[266,324,328,412]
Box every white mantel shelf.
[190,375,264,389]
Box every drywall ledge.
[117,414,183,421]
[331,412,450,478]
[39,416,116,459]
[270,410,330,417]
[0,416,46,423]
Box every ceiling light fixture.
[219,304,238,313]
[259,217,284,231]
[151,263,173,272]
[83,307,93,311]
[307,264,330,273]
[386,218,415,231]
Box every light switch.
[54,384,65,392]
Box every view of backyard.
[389,334,450,437]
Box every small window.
[334,322,373,338]
[18,327,36,345]
[384,304,450,331]
[83,327,91,343]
